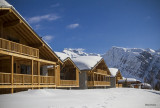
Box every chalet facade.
[55,52,80,88]
[118,78,141,87]
[109,68,123,88]
[72,56,111,89]
[0,0,62,94]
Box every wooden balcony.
[116,84,122,88]
[88,81,110,87]
[40,76,55,85]
[0,38,39,58]
[95,69,107,75]
[60,80,77,86]
[0,72,55,85]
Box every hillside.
[102,47,160,90]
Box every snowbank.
[0,88,159,108]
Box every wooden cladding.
[40,76,55,85]
[96,69,108,75]
[60,80,77,86]
[0,38,39,58]
[0,72,11,84]
[116,84,122,88]
[88,81,110,87]
[0,72,55,85]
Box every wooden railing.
[87,81,94,86]
[0,38,39,58]
[116,84,122,88]
[96,69,107,75]
[88,81,110,86]
[40,76,55,85]
[33,75,39,84]
[0,72,55,85]
[60,80,77,86]
[0,72,11,84]
[14,73,32,84]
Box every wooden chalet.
[109,68,123,88]
[72,56,111,89]
[55,52,80,88]
[0,0,63,94]
[118,78,141,88]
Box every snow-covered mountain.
[62,48,100,58]
[102,47,160,90]
[58,47,160,90]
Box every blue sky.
[7,0,160,54]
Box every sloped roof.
[55,52,69,61]
[0,0,11,7]
[72,56,102,70]
[109,68,119,77]
[118,78,141,83]
[55,52,80,72]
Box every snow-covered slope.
[102,47,160,90]
[0,88,159,108]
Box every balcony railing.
[95,69,107,75]
[60,80,77,86]
[0,72,11,84]
[40,76,55,85]
[88,81,110,86]
[14,73,32,84]
[0,38,39,58]
[0,72,55,85]
[116,84,122,88]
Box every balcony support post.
[11,55,14,94]
[31,60,34,89]
[0,20,3,38]
[38,61,40,89]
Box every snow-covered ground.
[0,88,159,108]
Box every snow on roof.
[0,0,12,7]
[118,78,141,83]
[55,52,69,61]
[72,56,102,70]
[109,68,119,77]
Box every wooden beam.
[0,50,56,64]
[31,60,34,86]
[0,10,11,18]
[0,56,10,60]
[38,61,40,87]
[29,43,44,48]
[0,85,56,88]
[76,69,79,86]
[0,19,3,37]
[3,19,21,28]
[11,56,14,94]
[11,88,14,94]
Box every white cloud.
[42,35,54,42]
[66,23,79,29]
[34,24,41,30]
[51,3,60,8]
[28,14,60,24]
